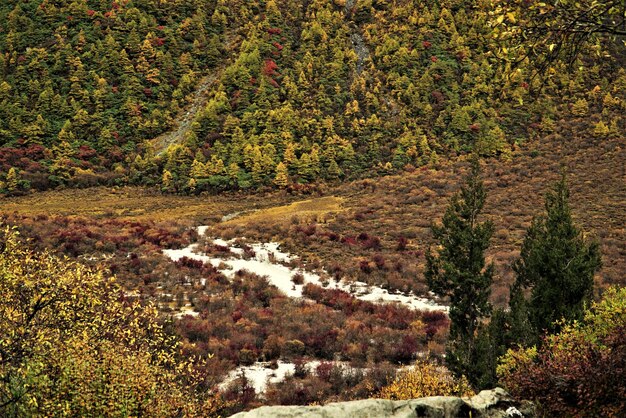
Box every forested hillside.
[1,0,624,195]
[1,1,624,415]
[0,0,222,191]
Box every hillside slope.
[1,0,623,195]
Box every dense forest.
[1,0,624,194]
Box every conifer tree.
[510,175,601,344]
[227,163,240,184]
[5,168,19,195]
[326,158,342,180]
[273,162,289,188]
[189,159,207,180]
[162,170,173,192]
[425,156,494,380]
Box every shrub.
[498,287,626,417]
[378,359,474,400]
[291,272,305,285]
[283,340,305,358]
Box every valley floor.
[1,130,624,409]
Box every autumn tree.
[492,0,626,73]
[0,226,224,417]
[4,168,19,195]
[273,162,289,187]
[425,156,494,381]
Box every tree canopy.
[491,0,626,73]
[0,226,223,417]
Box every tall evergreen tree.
[510,174,601,345]
[425,156,494,381]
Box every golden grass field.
[221,196,345,226]
[0,186,345,227]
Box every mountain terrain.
[0,0,624,417]
[1,0,623,194]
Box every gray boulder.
[229,388,535,418]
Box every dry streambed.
[163,226,448,312]
[163,226,448,393]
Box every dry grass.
[222,196,345,226]
[0,186,295,224]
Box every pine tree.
[511,175,601,344]
[425,156,494,380]
[227,163,240,184]
[189,159,207,180]
[5,167,19,195]
[162,170,173,192]
[326,158,342,180]
[273,162,289,188]
[297,153,313,182]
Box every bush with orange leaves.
[378,359,474,400]
[498,287,626,417]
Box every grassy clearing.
[222,196,345,226]
[0,187,300,224]
[0,187,217,222]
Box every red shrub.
[359,260,373,274]
[362,236,381,250]
[340,235,357,246]
[372,254,386,269]
[262,59,279,77]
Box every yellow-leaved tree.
[0,226,226,417]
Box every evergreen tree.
[162,170,173,192]
[326,158,342,180]
[273,162,289,188]
[5,168,19,195]
[510,175,601,344]
[425,156,494,381]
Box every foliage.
[510,174,601,345]
[0,226,223,417]
[0,0,624,194]
[425,157,494,383]
[491,0,626,74]
[264,362,398,406]
[0,0,222,190]
[378,359,474,400]
[0,0,538,194]
[498,287,626,417]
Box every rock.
[466,388,518,417]
[229,388,534,418]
